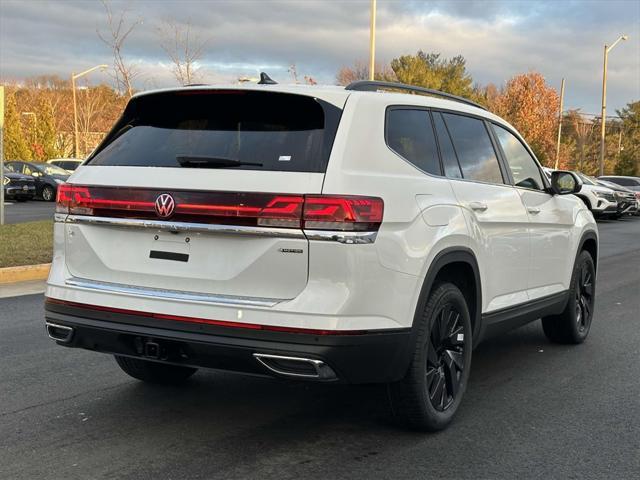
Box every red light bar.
[56,185,383,231]
[45,298,373,335]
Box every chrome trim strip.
[64,215,377,243]
[65,215,306,239]
[304,230,378,244]
[45,322,74,343]
[252,353,337,380]
[65,277,281,307]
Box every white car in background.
[543,168,618,218]
[596,178,640,216]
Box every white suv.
[45,79,598,431]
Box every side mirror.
[551,171,582,195]
[31,171,42,178]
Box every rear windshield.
[87,90,342,173]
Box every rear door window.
[442,113,504,184]
[88,91,342,173]
[385,108,441,175]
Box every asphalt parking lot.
[1,216,639,480]
[1,200,55,224]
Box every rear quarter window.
[87,91,342,173]
[385,108,441,175]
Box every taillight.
[303,195,384,231]
[56,185,383,232]
[56,184,94,214]
[57,184,154,216]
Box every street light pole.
[72,72,78,158]
[72,64,108,158]
[369,0,376,80]
[554,78,565,170]
[599,35,628,176]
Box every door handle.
[527,207,541,214]
[469,202,488,212]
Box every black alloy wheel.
[389,282,472,431]
[575,262,594,334]
[542,250,596,344]
[427,304,465,411]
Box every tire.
[388,282,472,431]
[542,250,595,344]
[114,355,197,384]
[41,185,55,202]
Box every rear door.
[62,90,344,301]
[434,111,531,312]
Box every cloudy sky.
[1,0,638,114]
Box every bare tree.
[288,64,299,83]
[97,0,141,98]
[566,110,594,171]
[288,64,319,85]
[158,19,208,86]
[336,60,395,85]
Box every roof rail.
[345,80,486,110]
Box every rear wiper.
[110,124,134,142]
[176,155,263,168]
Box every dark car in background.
[2,169,36,201]
[5,161,69,201]
[598,175,640,192]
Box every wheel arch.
[575,194,592,210]
[578,230,598,272]
[412,247,482,346]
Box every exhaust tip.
[46,322,74,343]
[253,353,337,380]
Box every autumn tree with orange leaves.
[489,72,560,166]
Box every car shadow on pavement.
[99,321,557,429]
[20,315,615,480]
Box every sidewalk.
[0,280,47,299]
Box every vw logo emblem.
[155,193,175,218]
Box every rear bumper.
[4,185,36,198]
[44,301,413,384]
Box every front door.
[491,123,574,299]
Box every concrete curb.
[0,263,51,284]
